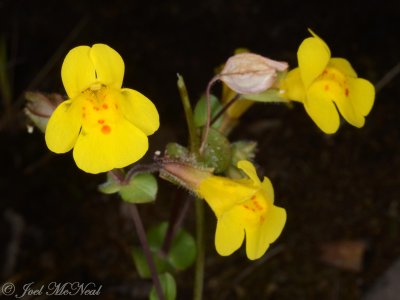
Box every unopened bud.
[219,53,288,95]
[24,92,64,133]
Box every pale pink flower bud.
[24,92,64,133]
[219,53,288,95]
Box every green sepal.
[119,173,158,204]
[231,141,257,165]
[243,88,287,103]
[149,273,177,300]
[202,128,232,174]
[165,143,189,159]
[193,94,222,128]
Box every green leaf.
[98,171,124,194]
[132,247,151,278]
[147,222,168,250]
[193,94,222,128]
[169,228,196,270]
[149,273,177,300]
[119,173,158,204]
[132,246,169,279]
[202,128,232,173]
[147,222,196,271]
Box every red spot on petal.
[101,125,111,134]
[345,88,349,97]
[102,103,108,109]
[259,215,265,223]
[115,104,119,109]
[98,119,105,124]
[324,84,330,91]
[94,107,99,111]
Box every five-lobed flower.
[45,44,159,174]
[281,30,375,134]
[197,160,286,260]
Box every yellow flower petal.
[335,95,365,128]
[45,99,82,153]
[298,36,331,88]
[215,212,245,256]
[73,118,148,174]
[237,160,261,185]
[245,226,270,260]
[61,46,96,98]
[262,205,287,243]
[198,176,256,217]
[348,78,375,116]
[261,177,274,203]
[245,205,286,260]
[90,44,124,90]
[120,88,160,135]
[305,81,341,133]
[328,58,357,77]
[281,68,307,102]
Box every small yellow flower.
[45,44,159,174]
[281,30,375,134]
[197,160,286,260]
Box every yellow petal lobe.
[305,81,341,133]
[348,78,375,116]
[90,44,124,89]
[298,36,331,88]
[73,118,148,174]
[120,88,160,135]
[281,68,307,102]
[215,212,245,256]
[61,46,96,98]
[45,99,82,153]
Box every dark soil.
[1,0,399,299]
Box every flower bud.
[219,53,288,95]
[24,92,64,133]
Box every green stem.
[177,74,198,153]
[193,197,205,300]
[176,73,205,300]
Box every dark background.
[0,0,399,299]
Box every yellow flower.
[45,44,159,174]
[281,30,375,134]
[197,160,286,260]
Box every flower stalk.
[128,204,165,300]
